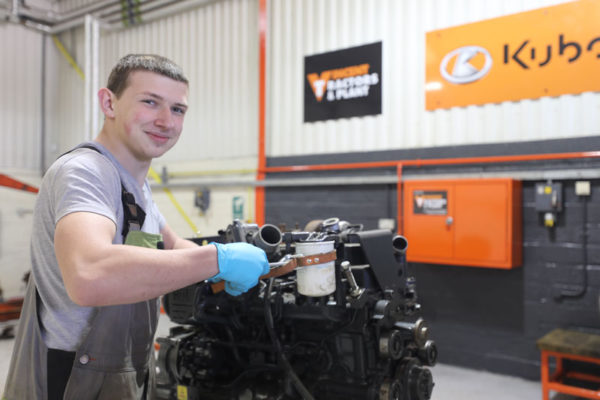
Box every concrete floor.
[0,316,584,400]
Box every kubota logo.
[307,63,379,102]
[440,45,493,84]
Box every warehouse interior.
[1,0,599,399]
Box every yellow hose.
[52,35,85,81]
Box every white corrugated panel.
[268,0,597,157]
[0,23,43,172]
[45,26,87,165]
[54,0,103,13]
[98,0,259,165]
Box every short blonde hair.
[106,54,188,97]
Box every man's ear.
[98,88,116,118]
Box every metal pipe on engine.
[250,223,282,254]
[392,235,408,254]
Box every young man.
[3,54,269,399]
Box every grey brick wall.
[264,137,600,380]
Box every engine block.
[155,218,437,400]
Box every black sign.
[304,42,382,123]
[413,190,448,215]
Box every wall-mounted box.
[403,178,522,269]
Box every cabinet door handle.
[446,216,453,226]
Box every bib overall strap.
[121,187,146,238]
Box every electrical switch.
[575,181,591,196]
[544,212,555,228]
[535,182,562,229]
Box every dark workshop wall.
[264,136,600,380]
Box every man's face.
[111,70,189,161]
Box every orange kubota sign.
[425,0,600,110]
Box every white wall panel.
[41,0,260,239]
[267,0,597,157]
[54,0,98,13]
[0,175,40,298]
[45,26,87,165]
[43,0,258,167]
[98,0,259,166]
[0,24,43,172]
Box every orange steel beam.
[546,351,600,366]
[261,151,600,173]
[0,174,39,194]
[259,150,600,233]
[255,0,267,225]
[565,371,600,384]
[546,382,600,399]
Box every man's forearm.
[171,236,202,250]
[63,243,218,307]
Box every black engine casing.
[155,219,436,400]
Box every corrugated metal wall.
[267,0,599,157]
[54,0,95,12]
[0,24,43,172]
[1,0,259,173]
[46,27,87,163]
[98,0,259,165]
[42,0,259,166]
[6,0,593,172]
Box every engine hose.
[264,278,315,400]
[224,326,243,364]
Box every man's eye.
[172,106,186,115]
[142,99,156,105]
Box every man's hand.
[210,242,270,296]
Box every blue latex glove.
[210,242,270,296]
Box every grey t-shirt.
[31,142,165,351]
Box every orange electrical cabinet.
[403,178,522,269]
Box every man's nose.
[155,106,174,129]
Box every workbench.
[537,328,600,400]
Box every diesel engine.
[155,218,437,400]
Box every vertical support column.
[84,14,100,142]
[555,355,564,378]
[84,14,91,141]
[255,0,267,225]
[91,16,100,137]
[40,33,47,174]
[396,163,403,235]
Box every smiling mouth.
[146,132,170,143]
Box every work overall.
[3,147,162,400]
